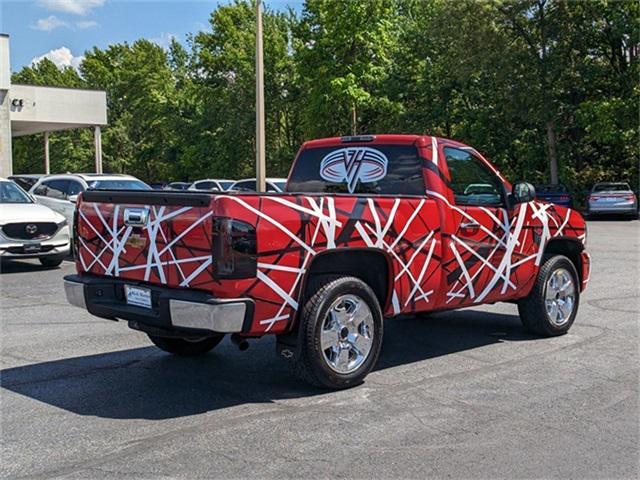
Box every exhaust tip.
[231,334,249,351]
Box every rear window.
[593,183,630,192]
[286,145,424,195]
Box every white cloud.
[31,47,84,71]
[76,20,98,29]
[151,33,178,49]
[31,15,69,32]
[37,0,105,16]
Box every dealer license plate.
[125,285,152,309]
[23,243,41,253]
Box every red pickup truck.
[64,134,590,389]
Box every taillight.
[623,194,636,201]
[72,204,79,259]
[212,218,257,279]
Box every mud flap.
[275,328,303,363]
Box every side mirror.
[67,194,79,203]
[512,182,536,204]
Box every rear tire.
[292,276,383,389]
[518,255,580,336]
[39,256,63,268]
[148,334,224,356]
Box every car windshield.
[0,181,33,203]
[87,179,151,190]
[593,183,630,192]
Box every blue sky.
[1,0,301,72]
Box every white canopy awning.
[10,84,107,137]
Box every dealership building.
[0,34,107,178]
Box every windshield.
[593,183,630,192]
[0,181,33,204]
[88,179,151,190]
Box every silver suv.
[29,174,150,227]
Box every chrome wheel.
[544,267,576,326]
[320,294,374,374]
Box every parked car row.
[2,173,151,267]
[156,177,288,193]
[2,165,636,271]
[534,182,638,217]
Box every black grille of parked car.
[2,222,58,240]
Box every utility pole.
[255,0,266,192]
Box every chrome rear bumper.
[64,275,253,335]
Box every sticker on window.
[319,147,388,193]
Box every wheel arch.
[543,236,585,284]
[295,247,393,322]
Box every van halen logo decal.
[320,147,388,193]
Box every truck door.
[440,147,514,307]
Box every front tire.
[39,256,63,267]
[518,255,580,336]
[148,334,224,356]
[293,276,383,389]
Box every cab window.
[444,148,504,206]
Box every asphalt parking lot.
[1,218,638,479]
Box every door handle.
[460,221,480,230]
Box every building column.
[44,131,50,174]
[0,90,11,177]
[94,126,102,173]
[0,35,11,178]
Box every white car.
[29,173,150,227]
[229,178,287,193]
[0,178,70,267]
[188,179,235,192]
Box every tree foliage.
[11,0,638,200]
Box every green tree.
[81,40,180,181]
[295,0,402,137]
[189,0,300,179]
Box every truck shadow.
[1,309,537,420]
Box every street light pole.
[255,0,266,192]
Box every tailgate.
[75,191,216,291]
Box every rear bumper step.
[64,274,254,335]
